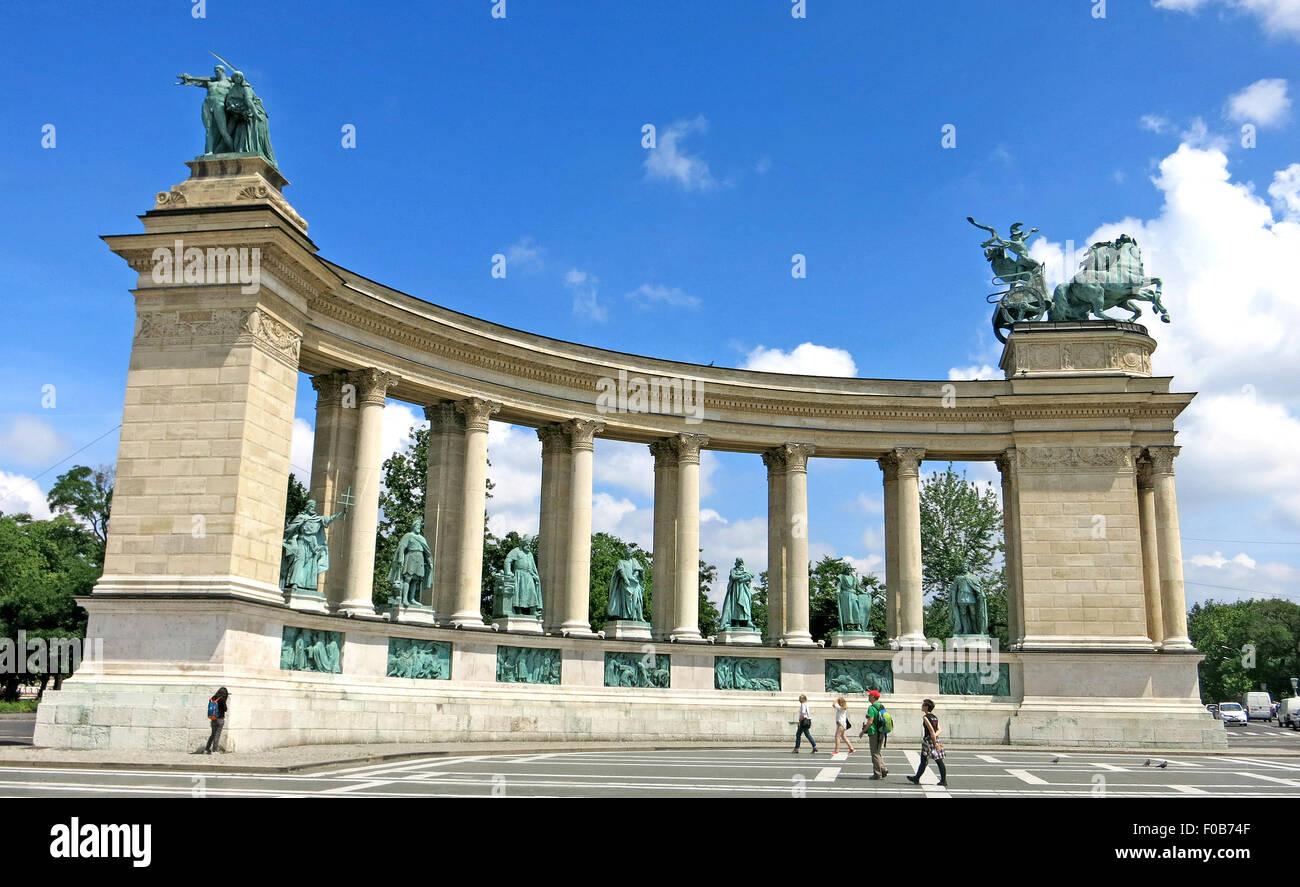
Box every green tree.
[698,560,720,637]
[918,464,1007,646]
[0,514,95,700]
[46,465,113,566]
[588,532,652,633]
[1189,599,1300,704]
[806,555,886,644]
[285,473,310,523]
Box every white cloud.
[0,415,67,468]
[289,417,314,479]
[1190,550,1258,569]
[701,515,769,599]
[591,492,653,550]
[948,364,998,381]
[1140,114,1172,134]
[1269,163,1300,221]
[594,439,653,497]
[643,116,717,192]
[0,470,52,519]
[565,269,606,322]
[741,342,857,376]
[505,236,544,273]
[626,283,700,309]
[1179,117,1230,152]
[1226,78,1291,126]
[1156,0,1300,41]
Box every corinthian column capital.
[563,418,605,451]
[879,446,925,477]
[672,433,710,465]
[994,448,1018,478]
[762,446,788,475]
[781,443,815,473]
[454,397,502,432]
[349,367,400,405]
[310,370,349,406]
[650,438,679,468]
[1143,445,1180,477]
[425,401,466,432]
[537,423,572,455]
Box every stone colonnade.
[305,378,1194,650]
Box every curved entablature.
[297,258,1190,459]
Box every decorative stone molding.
[563,418,605,451]
[311,370,349,406]
[1000,323,1155,379]
[1017,446,1134,472]
[454,397,502,432]
[879,446,925,477]
[1143,445,1179,476]
[239,308,302,365]
[154,189,187,207]
[994,449,1018,478]
[537,423,572,455]
[135,308,243,342]
[238,185,272,201]
[781,443,816,473]
[350,367,400,405]
[671,433,710,465]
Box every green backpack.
[873,704,894,735]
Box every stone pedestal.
[494,615,544,635]
[389,604,437,626]
[828,630,875,648]
[715,628,762,646]
[285,589,328,614]
[604,620,652,641]
[950,635,993,651]
[1000,320,1155,379]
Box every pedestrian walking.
[906,698,948,787]
[862,689,890,778]
[793,694,818,754]
[831,696,856,754]
[204,687,229,754]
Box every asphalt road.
[0,716,35,746]
[3,744,1300,797]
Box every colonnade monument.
[33,62,1223,751]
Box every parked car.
[1206,703,1220,719]
[1276,698,1300,728]
[1218,702,1248,725]
[1244,692,1274,721]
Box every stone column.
[339,368,400,616]
[1135,452,1165,647]
[309,371,359,609]
[560,419,604,636]
[671,433,709,642]
[880,457,900,643]
[762,448,787,644]
[1148,446,1193,651]
[782,444,815,646]
[448,397,501,627]
[424,403,466,614]
[538,424,572,633]
[880,447,927,649]
[650,440,680,641]
[996,450,1025,649]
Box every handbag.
[799,717,812,730]
[930,743,944,760]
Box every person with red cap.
[862,689,890,779]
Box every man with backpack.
[861,689,892,779]
[204,687,229,754]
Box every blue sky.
[1,0,1298,607]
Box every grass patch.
[0,700,39,713]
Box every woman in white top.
[832,696,856,754]
[792,694,818,754]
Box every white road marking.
[976,754,1005,763]
[1242,772,1300,787]
[1006,768,1049,785]
[1169,784,1208,794]
[1089,762,1129,772]
[814,767,841,782]
[830,752,849,761]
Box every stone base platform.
[715,629,762,645]
[493,615,543,635]
[33,596,1225,752]
[828,631,875,648]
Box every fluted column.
[309,371,359,609]
[671,433,709,642]
[448,397,501,627]
[881,447,926,649]
[538,424,572,633]
[762,448,788,644]
[339,368,400,615]
[995,450,1025,649]
[560,418,604,636]
[650,440,680,641]
[782,443,815,646]
[1148,446,1192,651]
[424,403,466,613]
[1135,452,1165,647]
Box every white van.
[1277,697,1300,728]
[1243,691,1274,721]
